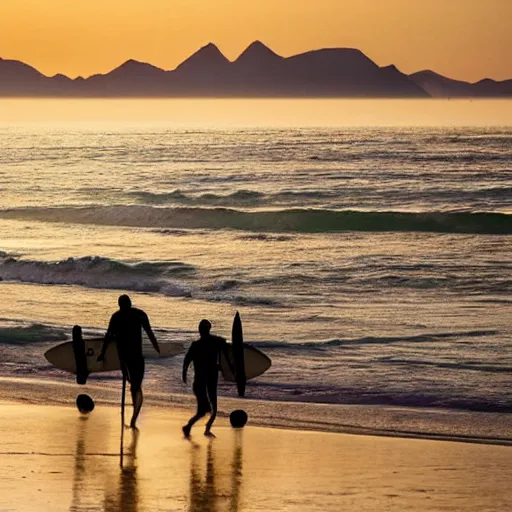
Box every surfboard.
[220,343,271,382]
[231,311,246,397]
[220,312,271,392]
[45,337,184,375]
[72,326,88,384]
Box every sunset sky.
[1,0,510,82]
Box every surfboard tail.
[236,380,246,397]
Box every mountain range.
[1,41,511,98]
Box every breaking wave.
[0,255,193,296]
[0,254,282,306]
[0,323,68,345]
[128,189,267,206]
[122,185,512,210]
[2,206,511,234]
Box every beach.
[1,0,511,507]
[0,400,509,512]
[0,99,511,510]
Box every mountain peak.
[121,58,143,67]
[476,78,497,85]
[115,59,163,72]
[203,42,221,52]
[197,42,226,58]
[381,64,399,73]
[288,47,379,76]
[88,59,167,81]
[410,69,443,79]
[236,41,282,63]
[176,43,230,72]
[50,73,72,81]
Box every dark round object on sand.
[76,394,95,414]
[229,409,248,428]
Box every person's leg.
[120,361,130,427]
[183,381,210,438]
[204,377,218,437]
[130,387,143,429]
[127,359,145,429]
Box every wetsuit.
[105,307,155,388]
[183,334,228,418]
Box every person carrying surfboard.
[97,294,160,429]
[182,319,235,438]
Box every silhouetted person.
[182,319,234,438]
[98,294,160,429]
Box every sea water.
[0,99,511,441]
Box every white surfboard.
[220,344,272,382]
[44,338,184,374]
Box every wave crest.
[0,255,193,296]
[2,206,511,234]
[0,323,68,345]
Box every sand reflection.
[70,416,89,512]
[104,429,139,512]
[69,414,140,512]
[188,431,244,512]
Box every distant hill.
[83,60,170,96]
[0,43,509,98]
[409,70,512,97]
[0,43,427,98]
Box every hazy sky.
[1,0,510,81]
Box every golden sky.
[1,0,510,82]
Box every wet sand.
[0,401,510,512]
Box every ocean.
[0,99,511,442]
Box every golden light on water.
[1,99,512,127]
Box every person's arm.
[182,344,194,384]
[98,314,115,361]
[141,311,160,354]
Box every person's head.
[198,319,212,337]
[118,294,132,310]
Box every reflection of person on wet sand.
[104,429,139,512]
[189,442,217,512]
[71,415,139,512]
[70,416,88,512]
[182,319,235,438]
[188,433,244,512]
[229,431,243,512]
[119,430,139,512]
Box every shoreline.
[1,376,510,447]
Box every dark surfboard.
[232,311,246,397]
[71,325,89,385]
